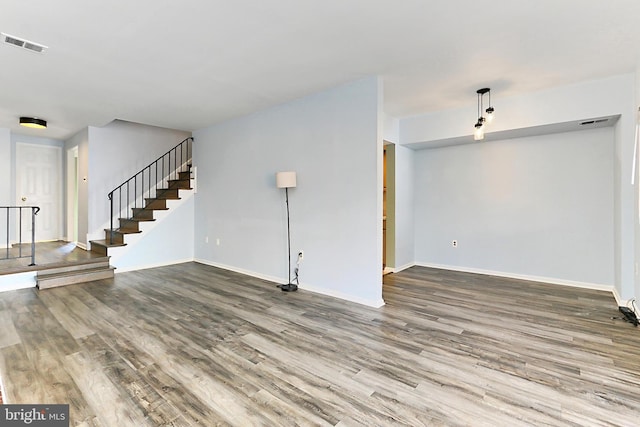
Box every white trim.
[415,262,616,294]
[194,258,386,308]
[76,242,87,251]
[389,262,415,274]
[0,272,36,293]
[612,286,624,306]
[194,258,284,284]
[115,258,194,274]
[298,282,386,308]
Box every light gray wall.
[86,120,191,240]
[414,127,615,287]
[193,77,384,307]
[401,73,636,301]
[394,144,415,270]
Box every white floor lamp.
[276,171,297,292]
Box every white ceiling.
[1,0,639,140]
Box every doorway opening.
[66,146,79,243]
[383,143,396,275]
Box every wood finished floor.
[0,263,639,426]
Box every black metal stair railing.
[107,137,193,244]
[1,206,41,266]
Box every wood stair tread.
[37,266,115,289]
[106,228,141,235]
[36,259,111,276]
[119,217,156,222]
[91,239,127,248]
[38,266,115,280]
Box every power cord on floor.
[613,299,639,327]
[293,251,302,285]
[629,298,639,318]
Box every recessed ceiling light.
[20,117,47,129]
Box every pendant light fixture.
[473,88,495,141]
[19,117,47,129]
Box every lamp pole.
[276,171,298,292]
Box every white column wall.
[193,77,384,307]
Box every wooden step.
[37,266,115,290]
[90,239,126,256]
[167,178,192,190]
[155,188,180,200]
[178,170,191,180]
[36,257,111,276]
[145,198,167,210]
[118,218,155,232]
[104,228,141,244]
[131,208,156,220]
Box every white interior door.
[16,143,62,242]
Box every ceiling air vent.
[1,33,47,53]
[580,118,608,126]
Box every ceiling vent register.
[1,33,47,53]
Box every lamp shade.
[276,171,297,188]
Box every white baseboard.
[611,287,624,306]
[114,257,195,274]
[389,262,415,274]
[194,258,284,284]
[76,242,87,251]
[415,262,616,296]
[194,258,386,308]
[298,282,386,308]
[0,272,36,293]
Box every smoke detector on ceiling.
[1,32,47,53]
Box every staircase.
[90,137,193,258]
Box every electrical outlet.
[216,238,220,246]
[298,250,304,261]
[205,236,209,244]
[452,240,457,248]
